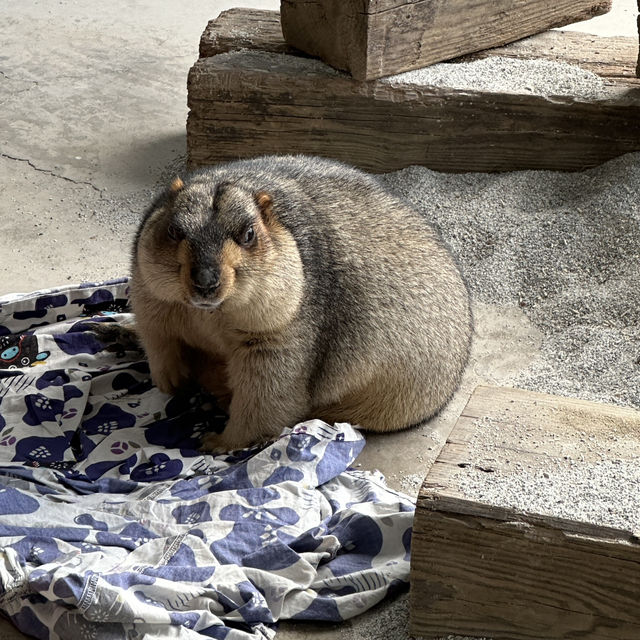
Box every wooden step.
[187,8,640,173]
[410,385,640,639]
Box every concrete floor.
[0,1,636,638]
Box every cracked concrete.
[0,0,637,639]
[1,153,103,191]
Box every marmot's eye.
[167,223,182,242]
[241,225,256,247]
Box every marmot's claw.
[85,321,142,352]
[200,432,235,455]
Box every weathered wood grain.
[187,9,640,173]
[410,385,640,640]
[199,9,296,59]
[411,510,640,639]
[280,0,612,80]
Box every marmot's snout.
[191,265,221,298]
[188,257,226,309]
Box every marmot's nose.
[191,266,220,296]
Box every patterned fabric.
[0,280,414,639]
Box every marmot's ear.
[164,177,184,207]
[169,177,184,194]
[255,191,275,225]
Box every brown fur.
[130,155,472,451]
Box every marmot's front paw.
[85,321,142,352]
[200,431,242,454]
[150,360,190,395]
[200,429,266,454]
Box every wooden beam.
[199,9,295,59]
[280,0,612,81]
[457,30,639,84]
[410,385,640,640]
[187,9,640,174]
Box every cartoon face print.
[0,335,50,369]
[81,298,129,317]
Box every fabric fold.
[0,281,414,639]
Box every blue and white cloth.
[0,280,414,639]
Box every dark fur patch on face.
[207,183,261,245]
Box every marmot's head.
[134,175,288,312]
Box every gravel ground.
[383,56,607,99]
[460,455,640,531]
[380,152,640,410]
[456,410,640,532]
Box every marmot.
[130,155,472,451]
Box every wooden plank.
[187,11,640,173]
[458,30,639,84]
[200,12,639,87]
[411,511,640,639]
[199,9,297,59]
[280,0,612,81]
[410,385,640,639]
